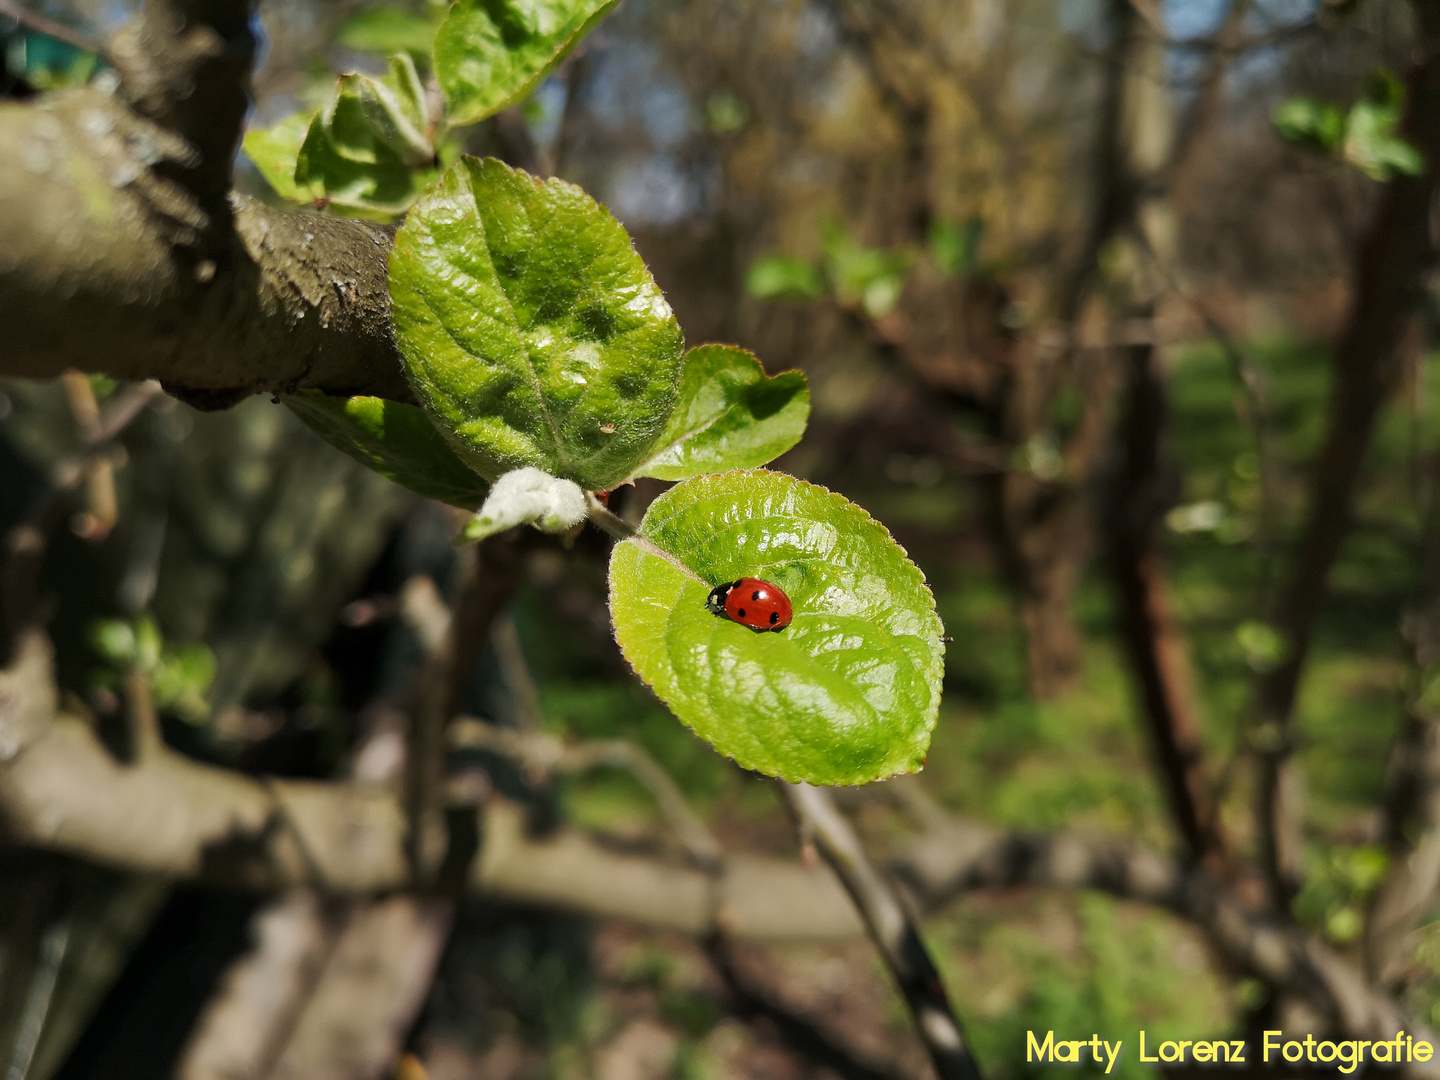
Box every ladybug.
[706,577,793,632]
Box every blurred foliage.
[1274,68,1425,181]
[89,614,217,724]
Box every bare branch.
[449,717,723,870]
[784,783,983,1080]
[1255,24,1440,904]
[0,1,106,59]
[1106,341,1228,866]
[0,632,862,942]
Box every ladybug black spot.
[751,590,762,600]
[769,611,779,624]
[737,608,747,618]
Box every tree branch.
[0,86,412,405]
[1106,340,1228,867]
[784,783,984,1080]
[0,632,862,942]
[1254,12,1440,903]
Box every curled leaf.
[634,345,808,481]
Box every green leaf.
[928,217,984,278]
[243,111,323,203]
[608,470,944,786]
[338,6,442,59]
[151,643,216,724]
[1273,97,1345,151]
[633,346,808,481]
[1343,99,1425,180]
[284,390,491,510]
[436,0,619,126]
[389,156,685,491]
[744,255,825,302]
[295,54,437,217]
[337,54,433,167]
[822,225,910,317]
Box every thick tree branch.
[1,0,414,404]
[0,92,412,404]
[0,633,862,942]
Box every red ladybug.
[706,577,793,632]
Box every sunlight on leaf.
[633,345,808,481]
[389,156,684,491]
[436,0,620,126]
[608,470,944,786]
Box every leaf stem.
[585,493,637,539]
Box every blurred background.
[1,0,1436,1075]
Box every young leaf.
[1273,97,1345,152]
[1343,98,1425,181]
[243,111,323,203]
[745,255,825,302]
[327,54,433,168]
[295,54,437,217]
[823,225,911,318]
[457,466,586,544]
[436,0,619,126]
[389,156,685,492]
[284,391,491,510]
[633,345,808,481]
[608,470,944,786]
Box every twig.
[121,665,162,760]
[0,0,106,59]
[5,920,69,1080]
[782,783,983,1080]
[492,615,542,731]
[1,380,164,658]
[448,717,723,870]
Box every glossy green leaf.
[608,470,944,786]
[284,390,491,510]
[295,54,436,217]
[338,6,441,58]
[436,0,619,126]
[243,111,323,204]
[633,346,808,481]
[389,156,685,491]
[745,255,825,302]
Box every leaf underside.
[609,470,944,786]
[284,391,490,510]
